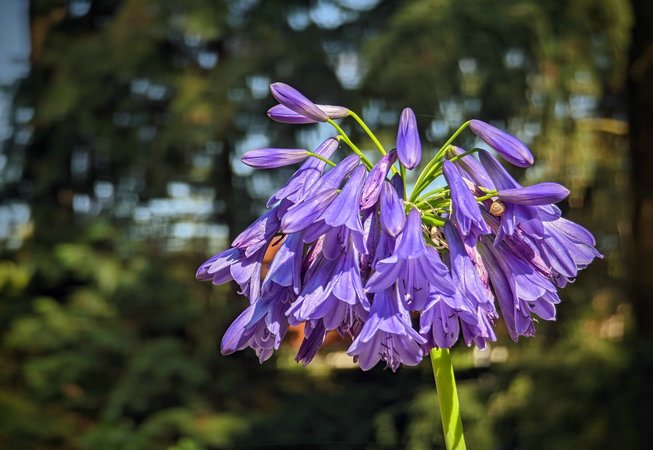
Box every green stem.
[411,121,471,202]
[327,119,374,169]
[307,151,336,167]
[348,111,387,155]
[430,348,467,450]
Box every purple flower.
[262,232,305,294]
[267,137,339,207]
[220,283,292,362]
[478,236,560,340]
[396,108,421,169]
[301,164,368,256]
[536,218,602,287]
[498,182,570,206]
[470,119,534,167]
[241,148,310,169]
[295,320,328,366]
[380,181,405,237]
[270,82,329,122]
[361,150,397,209]
[232,206,282,257]
[366,209,455,311]
[267,104,349,124]
[281,189,339,234]
[442,222,497,348]
[479,150,560,240]
[347,287,426,371]
[442,160,490,244]
[287,239,368,332]
[448,146,496,191]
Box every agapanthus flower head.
[196,82,600,371]
[470,119,534,167]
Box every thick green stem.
[430,348,467,450]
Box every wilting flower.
[396,108,421,169]
[197,81,600,370]
[470,119,534,167]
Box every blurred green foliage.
[0,0,648,449]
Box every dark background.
[1,0,652,449]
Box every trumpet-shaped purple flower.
[287,238,368,331]
[396,108,421,169]
[347,287,426,371]
[361,150,397,209]
[241,148,310,169]
[220,283,292,362]
[442,160,490,244]
[270,82,329,122]
[367,209,455,311]
[478,236,560,340]
[267,104,349,124]
[442,222,497,348]
[470,119,534,167]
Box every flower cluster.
[196,82,601,371]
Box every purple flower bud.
[396,108,421,169]
[270,82,329,122]
[242,148,310,169]
[442,160,490,244]
[498,183,570,206]
[470,119,534,167]
[267,104,349,124]
[361,150,397,209]
[380,181,405,237]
